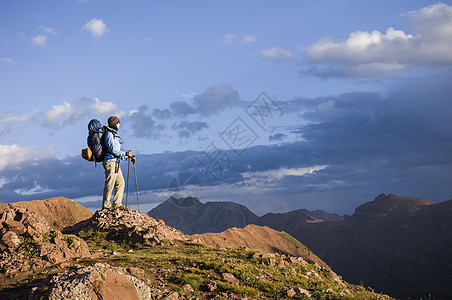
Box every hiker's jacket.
[104,126,127,162]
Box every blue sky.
[1,0,452,215]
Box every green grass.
[2,229,394,300]
[278,231,307,249]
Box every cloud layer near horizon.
[1,76,451,215]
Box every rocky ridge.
[68,207,186,246]
[1,196,92,231]
[0,207,90,287]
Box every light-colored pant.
[102,160,125,209]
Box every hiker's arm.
[104,131,126,159]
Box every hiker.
[102,116,136,209]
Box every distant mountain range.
[148,194,452,299]
[148,196,342,235]
[148,196,259,235]
[297,193,452,299]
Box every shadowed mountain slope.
[254,209,323,234]
[148,197,258,234]
[292,194,452,299]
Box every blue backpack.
[81,119,106,166]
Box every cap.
[108,116,120,127]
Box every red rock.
[1,231,21,248]
[222,272,239,285]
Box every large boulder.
[32,263,152,300]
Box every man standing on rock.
[102,116,136,210]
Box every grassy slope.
[1,229,393,299]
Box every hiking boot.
[112,205,129,210]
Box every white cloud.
[0,144,37,171]
[41,97,135,128]
[1,58,13,64]
[45,102,74,125]
[83,18,109,38]
[39,26,57,36]
[242,166,328,182]
[91,97,117,114]
[14,185,53,196]
[243,35,257,43]
[222,33,235,45]
[260,47,293,62]
[305,3,452,77]
[181,92,197,99]
[2,110,40,125]
[408,2,452,40]
[31,35,47,47]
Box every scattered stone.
[294,287,311,297]
[268,258,277,267]
[253,252,276,259]
[182,283,194,293]
[1,231,21,248]
[287,287,311,298]
[222,272,239,285]
[207,281,217,291]
[161,291,179,300]
[331,271,346,287]
[3,219,26,235]
[287,288,296,298]
[128,266,146,278]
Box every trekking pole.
[133,156,140,213]
[126,155,131,207]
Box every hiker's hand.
[131,156,136,164]
[126,150,132,157]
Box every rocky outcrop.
[0,207,90,286]
[148,197,258,234]
[69,207,187,245]
[4,196,93,231]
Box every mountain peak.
[149,197,258,234]
[168,196,202,207]
[353,193,435,218]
